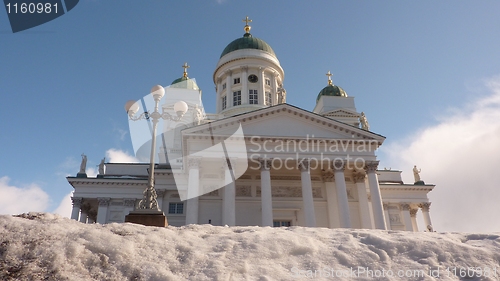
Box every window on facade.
[168,202,184,214]
[222,83,226,90]
[233,91,241,106]
[265,91,272,106]
[222,95,227,110]
[234,77,240,84]
[249,89,258,104]
[273,221,291,227]
[265,78,271,86]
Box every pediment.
[182,104,384,142]
[322,109,360,118]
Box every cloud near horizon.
[379,75,500,233]
[0,176,50,215]
[106,148,139,163]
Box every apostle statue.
[79,154,87,174]
[413,165,421,182]
[98,157,105,175]
[277,85,286,104]
[192,104,203,126]
[360,112,370,130]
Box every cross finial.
[182,62,190,78]
[326,71,333,85]
[242,16,252,34]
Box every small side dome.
[317,70,348,102]
[171,76,188,85]
[316,85,348,101]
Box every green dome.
[170,76,199,90]
[220,33,276,58]
[171,76,188,85]
[316,84,348,102]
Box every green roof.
[170,77,199,90]
[220,33,276,58]
[316,85,348,102]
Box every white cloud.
[53,192,73,218]
[0,176,50,215]
[380,75,500,233]
[106,148,139,163]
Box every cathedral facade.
[67,19,434,231]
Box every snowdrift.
[1,213,499,280]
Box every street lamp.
[124,85,188,218]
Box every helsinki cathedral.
[67,18,435,232]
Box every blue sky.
[1,1,500,232]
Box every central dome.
[220,33,276,58]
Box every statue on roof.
[278,85,286,103]
[360,112,370,130]
[98,158,105,176]
[79,154,87,174]
[413,165,422,182]
[192,104,203,125]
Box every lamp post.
[124,85,188,226]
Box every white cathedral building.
[67,19,434,232]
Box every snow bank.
[1,213,499,280]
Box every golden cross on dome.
[182,62,190,78]
[243,16,252,33]
[326,71,333,85]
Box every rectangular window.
[222,95,227,110]
[168,202,184,214]
[222,83,226,90]
[265,91,272,106]
[234,77,240,84]
[233,91,241,106]
[265,78,271,86]
[273,221,291,227]
[249,89,258,104]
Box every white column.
[299,159,316,227]
[419,202,433,231]
[354,176,372,229]
[186,158,201,225]
[222,159,236,226]
[365,161,386,230]
[333,160,351,228]
[399,203,413,231]
[97,198,110,224]
[410,208,419,232]
[71,197,82,220]
[156,189,166,211]
[272,72,278,105]
[216,78,222,113]
[383,203,391,230]
[322,170,338,228]
[259,68,266,106]
[260,159,273,227]
[241,66,248,105]
[226,70,232,108]
[79,204,89,223]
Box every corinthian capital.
[259,158,272,171]
[419,202,431,212]
[351,170,366,183]
[188,157,201,169]
[97,197,110,207]
[71,197,83,207]
[298,159,310,171]
[332,160,345,171]
[410,209,418,217]
[399,203,411,211]
[364,161,379,173]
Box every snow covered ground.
[1,213,499,281]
